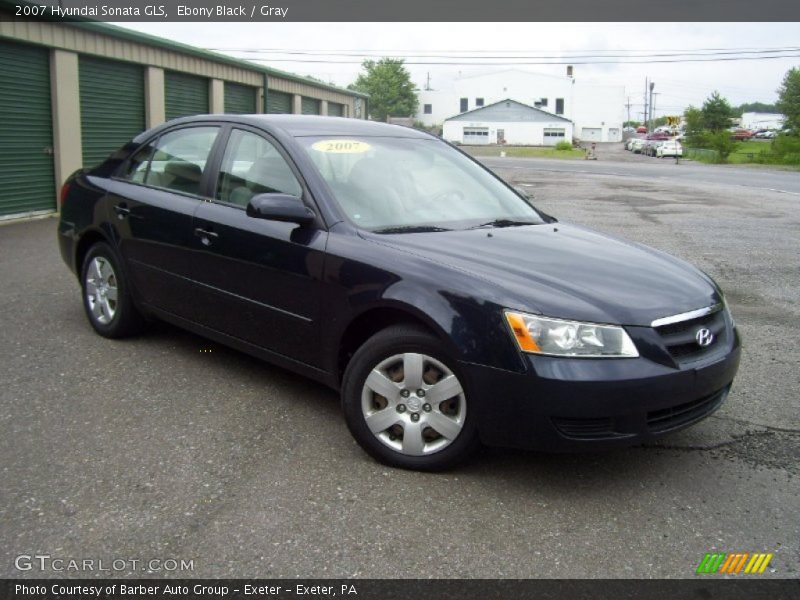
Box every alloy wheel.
[84,256,118,325]
[360,352,466,456]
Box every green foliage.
[683,105,705,146]
[685,128,736,163]
[776,67,800,134]
[349,58,418,122]
[554,140,573,151]
[623,120,641,128]
[732,101,778,116]
[701,91,734,131]
[767,134,800,165]
[704,130,736,160]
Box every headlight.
[504,310,639,358]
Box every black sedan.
[58,115,740,470]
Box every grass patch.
[462,145,586,160]
[687,138,800,169]
[728,140,775,164]
[685,148,721,164]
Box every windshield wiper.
[468,219,540,230]
[372,225,452,234]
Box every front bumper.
[464,328,741,451]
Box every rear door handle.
[194,227,219,246]
[113,204,130,219]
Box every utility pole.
[648,81,655,132]
[425,72,431,91]
[652,92,660,127]
[625,96,632,126]
[643,78,649,129]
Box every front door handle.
[194,227,219,246]
[113,204,130,219]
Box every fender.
[331,278,526,376]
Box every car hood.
[364,223,720,326]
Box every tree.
[683,105,705,146]
[776,67,800,134]
[701,91,734,131]
[349,59,418,121]
[733,101,778,116]
[652,116,670,128]
[706,130,736,161]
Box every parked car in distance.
[643,139,664,157]
[656,140,683,158]
[636,126,648,134]
[754,130,776,139]
[731,129,754,140]
[630,138,647,153]
[58,115,741,471]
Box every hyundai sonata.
[58,115,740,470]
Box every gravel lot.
[1,154,798,579]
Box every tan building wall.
[49,49,82,201]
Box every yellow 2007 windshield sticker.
[311,139,371,154]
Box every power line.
[206,45,800,57]
[234,54,800,66]
[209,47,800,60]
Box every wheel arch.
[336,302,460,385]
[74,228,112,278]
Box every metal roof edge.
[444,98,573,123]
[0,2,368,99]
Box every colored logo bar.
[696,552,773,574]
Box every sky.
[113,22,800,119]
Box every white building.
[417,68,624,143]
[442,99,574,146]
[740,112,785,130]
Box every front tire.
[81,242,143,338]
[341,325,479,471]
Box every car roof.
[139,114,432,140]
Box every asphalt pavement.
[1,152,798,578]
[481,142,800,195]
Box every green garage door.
[79,56,145,167]
[266,90,292,114]
[165,71,209,120]
[224,82,256,114]
[0,41,55,217]
[301,97,321,115]
[327,102,345,117]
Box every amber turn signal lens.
[505,312,541,353]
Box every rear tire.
[80,242,144,338]
[341,325,479,471]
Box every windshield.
[297,136,544,232]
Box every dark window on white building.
[556,98,564,115]
[460,98,468,112]
[540,98,548,107]
[475,97,484,107]
[423,104,432,114]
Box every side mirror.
[246,193,315,226]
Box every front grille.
[552,417,623,440]
[647,388,727,433]
[654,307,727,364]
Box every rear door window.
[125,126,220,196]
